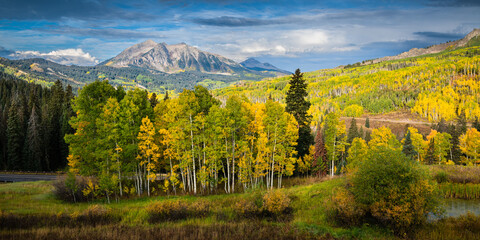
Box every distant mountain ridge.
[240,58,291,75]
[370,29,480,64]
[102,40,243,74]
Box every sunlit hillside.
[214,45,480,126]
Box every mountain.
[370,28,480,64]
[101,40,246,74]
[240,58,291,75]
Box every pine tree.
[313,124,328,176]
[163,90,169,101]
[457,109,467,135]
[149,93,158,109]
[473,117,480,132]
[365,117,370,128]
[436,118,448,133]
[402,130,417,160]
[365,130,372,143]
[447,124,462,164]
[347,118,359,144]
[45,80,65,170]
[425,138,435,165]
[285,69,313,158]
[7,98,24,170]
[24,104,43,171]
[0,106,5,169]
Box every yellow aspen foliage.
[346,137,368,173]
[368,126,401,151]
[426,130,452,164]
[402,127,427,162]
[343,104,364,117]
[137,116,160,182]
[459,128,480,165]
[67,154,81,174]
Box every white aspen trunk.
[232,135,236,193]
[331,137,336,177]
[271,123,277,189]
[147,154,150,197]
[180,167,186,192]
[225,136,230,193]
[169,155,176,195]
[190,114,197,194]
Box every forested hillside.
[0,73,74,171]
[215,45,480,126]
[0,57,280,94]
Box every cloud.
[8,48,98,66]
[0,0,153,21]
[43,27,166,39]
[192,16,284,27]
[426,0,480,7]
[414,31,464,39]
[0,46,14,57]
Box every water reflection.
[442,199,480,217]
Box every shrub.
[349,146,441,235]
[262,190,291,216]
[434,170,449,183]
[326,188,366,226]
[71,204,113,225]
[146,200,189,222]
[189,200,211,218]
[147,199,212,222]
[52,173,93,202]
[233,198,261,219]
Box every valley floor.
[0,172,479,240]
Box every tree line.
[0,73,74,171]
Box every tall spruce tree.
[0,106,7,169]
[45,80,65,170]
[426,138,436,165]
[7,97,25,170]
[473,117,480,132]
[347,118,359,144]
[285,69,313,158]
[457,109,467,135]
[24,104,43,171]
[402,130,417,160]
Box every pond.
[442,199,480,217]
[429,199,480,220]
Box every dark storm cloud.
[414,31,464,39]
[426,0,480,7]
[192,16,286,27]
[43,27,166,39]
[0,46,14,57]
[0,0,153,21]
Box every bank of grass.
[426,165,480,199]
[426,165,480,184]
[1,175,480,240]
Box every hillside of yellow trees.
[214,45,480,126]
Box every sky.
[0,0,479,72]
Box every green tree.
[7,97,25,170]
[365,117,370,128]
[285,69,313,158]
[324,112,346,176]
[349,146,440,234]
[65,80,118,175]
[347,118,359,144]
[24,103,43,171]
[346,137,368,173]
[425,138,436,165]
[402,130,417,160]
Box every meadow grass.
[1,174,480,239]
